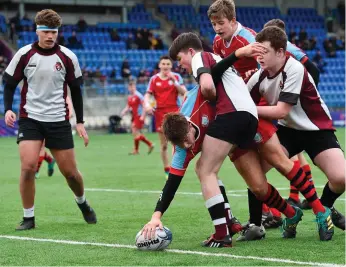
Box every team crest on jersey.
[201,115,209,127]
[254,133,263,143]
[168,80,173,86]
[156,82,162,87]
[221,49,225,55]
[55,62,62,71]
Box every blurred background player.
[3,9,96,230]
[143,56,187,178]
[121,80,154,155]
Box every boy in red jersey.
[121,81,154,155]
[143,56,187,177]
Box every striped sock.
[289,185,300,202]
[302,164,315,187]
[286,161,325,214]
[44,152,53,164]
[260,183,296,219]
[36,156,44,173]
[206,194,229,240]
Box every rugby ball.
[135,226,172,251]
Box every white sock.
[75,194,86,204]
[23,206,34,218]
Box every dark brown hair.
[159,55,173,64]
[35,9,62,28]
[264,19,286,31]
[169,32,203,61]
[162,113,189,146]
[207,0,236,21]
[256,26,287,51]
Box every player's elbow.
[201,86,216,101]
[276,109,290,119]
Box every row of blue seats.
[73,49,168,55]
[319,85,345,92]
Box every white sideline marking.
[85,187,345,201]
[0,235,342,267]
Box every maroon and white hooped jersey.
[248,56,333,131]
[191,51,257,119]
[5,42,82,122]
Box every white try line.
[85,187,345,201]
[0,235,342,267]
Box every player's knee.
[329,173,345,190]
[21,162,37,174]
[250,185,267,199]
[62,170,78,180]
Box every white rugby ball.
[135,226,172,251]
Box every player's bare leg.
[129,126,141,155]
[158,132,170,177]
[195,135,234,247]
[50,148,97,224]
[314,148,345,230]
[16,140,42,230]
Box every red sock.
[37,156,44,173]
[302,164,315,186]
[289,185,300,202]
[164,167,170,173]
[262,204,270,213]
[270,208,282,218]
[286,161,325,214]
[44,152,53,164]
[260,183,296,218]
[134,137,140,151]
[139,134,152,147]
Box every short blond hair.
[35,9,62,28]
[207,0,236,21]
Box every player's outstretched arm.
[120,104,130,117]
[141,173,183,240]
[211,43,267,84]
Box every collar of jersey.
[33,41,59,56]
[224,22,242,48]
[267,55,290,80]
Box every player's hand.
[5,110,16,128]
[145,105,153,114]
[141,217,163,240]
[237,42,267,58]
[167,72,177,82]
[76,123,89,147]
[139,115,145,122]
[120,111,126,117]
[244,68,258,83]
